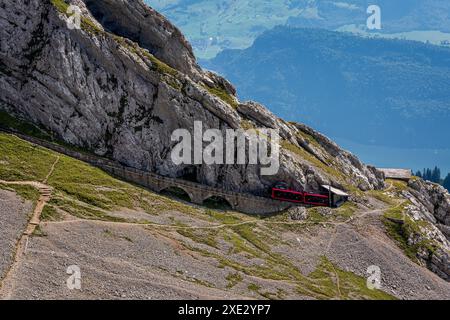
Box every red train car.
[271,188,330,207]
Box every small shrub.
[226,272,243,289]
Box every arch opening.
[160,186,192,203]
[203,196,233,211]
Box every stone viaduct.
[6,130,292,215]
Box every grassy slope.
[0,133,201,221]
[0,132,394,299]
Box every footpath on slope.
[0,157,59,298]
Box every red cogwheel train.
[270,182,349,208]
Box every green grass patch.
[281,140,345,183]
[296,130,323,151]
[114,35,178,77]
[145,53,179,77]
[240,120,256,130]
[247,283,261,292]
[32,225,47,237]
[50,157,204,217]
[368,189,397,206]
[0,133,57,181]
[226,272,243,289]
[41,204,62,221]
[224,230,261,257]
[383,215,437,263]
[0,111,92,155]
[384,201,409,221]
[205,209,245,225]
[0,110,51,140]
[190,242,394,299]
[80,17,103,35]
[335,201,358,219]
[176,223,219,249]
[382,199,438,263]
[306,207,329,223]
[306,202,357,224]
[47,155,140,211]
[298,257,395,300]
[190,228,395,299]
[232,224,271,253]
[386,179,409,191]
[0,183,41,202]
[51,0,103,35]
[48,196,125,222]
[53,164,197,216]
[50,0,69,14]
[203,84,238,109]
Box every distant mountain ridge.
[204,27,450,150]
[287,0,450,33]
[146,0,450,58]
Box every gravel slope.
[3,220,248,300]
[0,190,32,283]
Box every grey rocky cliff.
[78,0,203,81]
[408,179,450,228]
[0,0,384,196]
[388,178,450,280]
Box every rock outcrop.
[408,179,450,228]
[390,179,450,280]
[80,0,203,81]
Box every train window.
[272,189,330,206]
[273,190,303,202]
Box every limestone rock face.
[79,0,202,81]
[0,0,384,196]
[408,179,450,227]
[398,179,450,280]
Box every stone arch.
[202,195,234,210]
[160,186,193,203]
